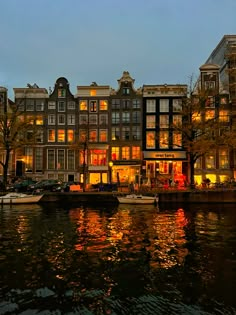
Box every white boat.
[117,194,158,205]
[0,193,43,204]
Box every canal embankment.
[40,188,236,204]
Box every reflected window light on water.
[0,203,236,314]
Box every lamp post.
[108,161,113,184]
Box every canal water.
[0,202,236,315]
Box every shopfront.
[143,151,187,187]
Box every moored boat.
[117,194,158,205]
[0,193,43,204]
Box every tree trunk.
[2,149,10,191]
[189,154,195,189]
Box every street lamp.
[108,161,113,184]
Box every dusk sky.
[1,0,236,98]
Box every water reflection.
[0,202,236,314]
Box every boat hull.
[117,194,158,205]
[0,193,43,204]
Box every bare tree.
[172,77,236,188]
[0,93,37,190]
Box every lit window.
[146,115,156,128]
[173,132,182,148]
[48,129,55,142]
[89,130,97,142]
[146,131,155,149]
[67,130,74,142]
[219,110,229,122]
[100,100,108,110]
[132,146,140,159]
[122,147,130,160]
[79,100,88,111]
[36,115,43,125]
[192,112,201,122]
[90,149,106,166]
[219,149,229,169]
[205,151,215,169]
[159,115,169,128]
[90,90,96,96]
[112,147,119,160]
[79,130,87,142]
[205,110,215,120]
[58,129,65,142]
[159,131,169,148]
[172,115,182,126]
[99,130,107,142]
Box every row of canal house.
[0,59,235,187]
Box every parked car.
[27,179,62,192]
[7,179,37,192]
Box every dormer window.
[58,89,66,98]
[123,87,130,95]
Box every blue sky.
[1,0,236,98]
